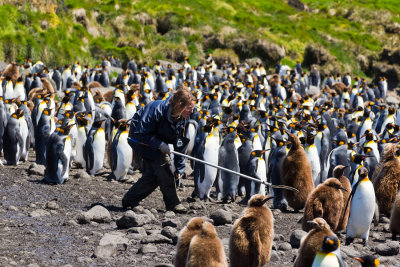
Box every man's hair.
[170,85,196,118]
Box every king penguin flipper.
[57,143,68,178]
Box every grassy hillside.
[0,0,399,79]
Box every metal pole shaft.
[171,150,271,187]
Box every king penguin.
[311,235,345,267]
[186,221,227,267]
[373,143,400,217]
[84,119,106,175]
[2,109,24,165]
[332,165,352,232]
[174,217,205,267]
[354,255,380,267]
[108,120,132,181]
[43,124,75,184]
[281,133,314,211]
[302,178,348,232]
[229,194,274,267]
[346,167,375,246]
[244,149,268,199]
[218,129,240,202]
[294,217,335,267]
[390,190,400,240]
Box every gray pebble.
[278,242,292,251]
[139,244,158,254]
[210,209,232,226]
[162,219,182,228]
[375,241,399,256]
[290,229,307,249]
[270,250,280,261]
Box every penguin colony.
[0,55,397,266]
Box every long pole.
[170,150,298,192]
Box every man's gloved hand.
[174,171,184,188]
[159,142,171,154]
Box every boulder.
[99,232,129,249]
[93,243,116,259]
[28,163,45,176]
[141,234,171,244]
[255,40,285,63]
[162,219,182,228]
[77,205,111,224]
[139,244,158,254]
[29,209,50,218]
[210,209,232,226]
[375,241,399,256]
[303,44,334,67]
[116,211,149,229]
[290,229,307,249]
[288,0,308,11]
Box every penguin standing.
[302,178,348,232]
[74,114,89,168]
[268,137,288,210]
[281,133,314,211]
[311,235,345,267]
[0,99,7,155]
[332,165,352,232]
[373,143,400,216]
[195,124,220,200]
[43,124,74,184]
[346,167,375,246]
[2,109,23,165]
[390,190,400,240]
[186,221,227,267]
[294,217,335,267]
[245,149,267,199]
[84,120,106,175]
[218,130,240,202]
[174,217,205,267]
[17,107,30,162]
[305,134,321,187]
[229,194,274,267]
[108,120,132,181]
[35,108,54,165]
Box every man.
[122,85,196,213]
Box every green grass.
[0,0,397,80]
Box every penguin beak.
[339,186,348,192]
[354,257,363,263]
[262,196,274,205]
[307,220,318,227]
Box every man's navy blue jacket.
[128,99,189,174]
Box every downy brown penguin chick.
[302,178,348,232]
[281,133,314,211]
[229,194,274,267]
[390,190,400,240]
[174,217,205,267]
[333,165,352,232]
[373,143,400,216]
[186,221,227,267]
[294,217,336,267]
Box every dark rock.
[288,0,308,11]
[204,34,225,50]
[139,244,157,254]
[162,219,182,228]
[161,226,178,240]
[375,241,399,256]
[255,40,285,63]
[371,62,400,90]
[141,234,171,244]
[116,211,148,228]
[210,209,232,226]
[290,229,307,249]
[303,44,334,67]
[157,16,172,35]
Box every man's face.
[181,101,195,119]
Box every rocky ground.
[0,151,399,267]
